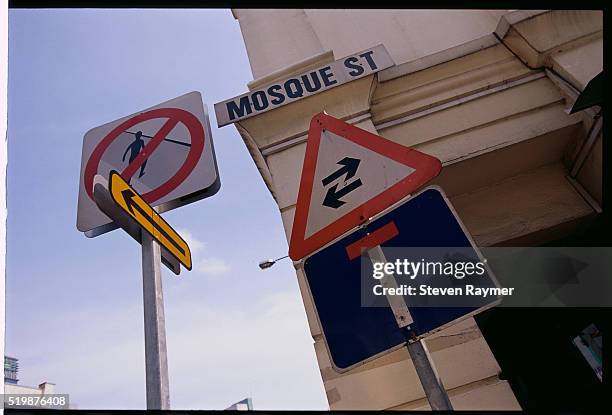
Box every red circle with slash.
[84,107,205,204]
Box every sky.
[6,9,328,410]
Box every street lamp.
[258,255,289,270]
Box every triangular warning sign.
[289,112,442,260]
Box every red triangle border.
[289,112,442,260]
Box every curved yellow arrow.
[109,170,192,270]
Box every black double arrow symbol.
[321,157,363,209]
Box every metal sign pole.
[406,339,453,410]
[141,231,170,410]
[367,245,453,411]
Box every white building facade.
[225,10,603,410]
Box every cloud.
[11,289,327,410]
[197,257,230,275]
[177,228,206,256]
[164,290,327,409]
[176,228,230,275]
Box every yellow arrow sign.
[109,170,192,271]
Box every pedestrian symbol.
[123,131,147,179]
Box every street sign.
[77,91,220,237]
[78,92,221,409]
[109,171,192,270]
[289,112,442,260]
[214,44,394,127]
[92,174,181,275]
[302,186,501,371]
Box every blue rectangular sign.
[302,186,500,372]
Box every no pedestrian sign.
[77,91,220,237]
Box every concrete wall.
[5,381,56,395]
[230,9,602,410]
[234,9,508,80]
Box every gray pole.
[367,245,453,410]
[406,339,453,410]
[141,231,170,410]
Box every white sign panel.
[214,44,395,127]
[77,91,220,237]
[306,130,415,238]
